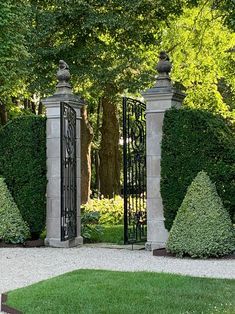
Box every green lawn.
[6,270,235,314]
[90,224,124,244]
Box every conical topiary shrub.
[0,177,30,243]
[166,171,235,258]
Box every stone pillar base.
[45,236,83,248]
[145,241,167,251]
[146,219,169,251]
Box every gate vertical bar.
[123,97,128,244]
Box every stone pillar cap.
[55,60,72,95]
[142,51,185,101]
[41,60,84,108]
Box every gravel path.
[0,246,234,296]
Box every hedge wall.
[0,116,47,236]
[161,108,235,231]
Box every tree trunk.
[38,101,43,115]
[99,97,120,197]
[81,105,93,204]
[0,99,8,125]
[31,101,36,114]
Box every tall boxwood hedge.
[0,116,47,236]
[161,108,235,231]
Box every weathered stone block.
[46,106,61,118]
[47,197,61,219]
[46,118,61,139]
[47,138,60,158]
[47,178,60,198]
[147,177,161,199]
[146,156,161,177]
[47,157,60,178]
[146,198,164,219]
[46,217,60,239]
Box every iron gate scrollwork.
[123,97,147,244]
[61,102,77,241]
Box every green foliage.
[27,0,189,101]
[81,198,124,243]
[161,3,235,118]
[215,0,235,31]
[166,171,235,258]
[161,108,235,230]
[82,197,124,225]
[0,116,47,236]
[81,211,103,241]
[87,225,124,244]
[0,0,30,98]
[0,177,30,243]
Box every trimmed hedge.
[0,177,30,243]
[161,108,235,231]
[166,171,235,258]
[0,116,47,236]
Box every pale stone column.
[142,52,185,251]
[42,60,83,248]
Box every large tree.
[160,2,235,119]
[27,0,187,198]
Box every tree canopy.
[0,0,29,99]
[161,3,235,118]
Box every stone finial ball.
[57,60,70,82]
[156,51,172,74]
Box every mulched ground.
[0,239,44,248]
[153,248,235,259]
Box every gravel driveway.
[0,245,234,296]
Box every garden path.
[0,245,234,296]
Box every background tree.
[160,2,235,119]
[0,0,30,125]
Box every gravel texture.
[0,245,234,298]
[0,245,234,313]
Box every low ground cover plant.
[6,270,235,314]
[82,196,124,225]
[0,177,30,243]
[167,171,235,258]
[81,211,103,241]
[81,197,124,243]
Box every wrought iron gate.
[123,97,147,244]
[60,102,77,241]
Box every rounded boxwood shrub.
[161,108,235,231]
[0,177,30,243]
[0,116,47,236]
[166,171,235,258]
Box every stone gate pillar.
[142,52,185,251]
[42,60,83,248]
